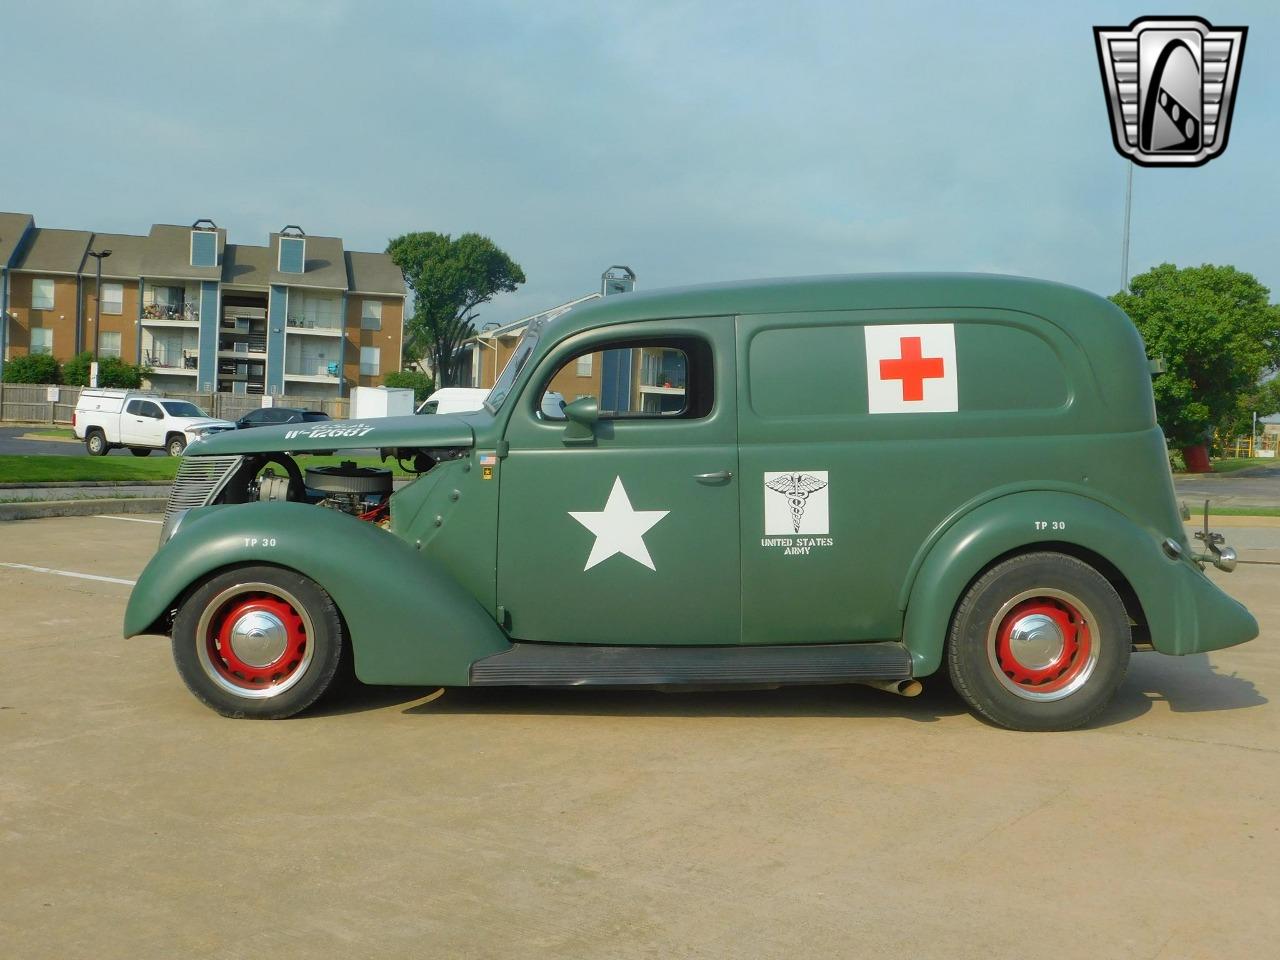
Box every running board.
[469,641,912,687]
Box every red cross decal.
[879,336,945,402]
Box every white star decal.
[569,476,670,571]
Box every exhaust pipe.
[860,678,923,698]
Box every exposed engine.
[212,445,470,529]
[306,462,394,521]
[251,459,393,523]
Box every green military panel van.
[125,275,1258,730]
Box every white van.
[416,387,565,417]
[416,388,489,415]
[73,389,236,457]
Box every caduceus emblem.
[765,473,829,533]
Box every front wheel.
[166,435,187,457]
[947,552,1130,731]
[171,566,346,719]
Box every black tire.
[85,430,108,456]
[946,552,1130,731]
[129,447,152,457]
[166,435,187,457]
[171,565,346,719]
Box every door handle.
[694,470,733,483]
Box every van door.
[735,312,907,645]
[121,399,164,446]
[497,317,741,645]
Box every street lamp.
[86,248,113,362]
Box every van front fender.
[900,491,1257,676]
[123,502,511,686]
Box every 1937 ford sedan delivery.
[124,274,1258,730]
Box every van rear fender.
[901,491,1190,675]
[123,501,511,686]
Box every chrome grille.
[163,456,243,525]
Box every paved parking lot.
[1,516,1277,959]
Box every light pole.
[1120,164,1133,292]
[86,248,113,362]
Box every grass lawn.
[1205,505,1280,518]
[0,453,412,484]
[1211,457,1273,473]
[21,428,77,440]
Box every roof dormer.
[277,225,306,274]
[190,218,218,268]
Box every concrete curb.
[1186,515,1280,528]
[16,433,79,443]
[0,498,166,521]
[0,481,171,489]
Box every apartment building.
[0,213,405,398]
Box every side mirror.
[562,396,598,445]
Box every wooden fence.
[0,384,349,424]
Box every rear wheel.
[947,552,1130,731]
[129,447,152,457]
[166,435,187,457]
[171,566,345,719]
[85,430,108,456]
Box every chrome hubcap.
[227,609,289,667]
[1006,612,1065,670]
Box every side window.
[31,278,55,311]
[126,399,144,416]
[539,339,708,421]
[141,401,164,419]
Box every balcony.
[285,359,341,383]
[142,303,199,327]
[286,316,343,337]
[145,349,199,375]
[218,334,268,358]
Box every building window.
[101,282,124,315]
[190,230,217,268]
[31,278,55,311]
[278,237,305,274]
[361,300,382,330]
[100,331,122,359]
[30,327,53,355]
[360,346,380,377]
[154,286,183,309]
[576,353,593,377]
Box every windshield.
[161,401,208,418]
[484,329,539,411]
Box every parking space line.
[96,515,163,525]
[0,562,136,586]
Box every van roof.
[79,388,151,398]
[544,272,1129,343]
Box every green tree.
[1218,375,1280,440]
[383,368,435,403]
[62,351,150,388]
[2,353,61,384]
[1111,264,1280,448]
[387,232,525,386]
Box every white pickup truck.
[73,389,236,457]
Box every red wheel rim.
[205,593,308,690]
[993,596,1093,694]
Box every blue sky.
[3,1,1275,327]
